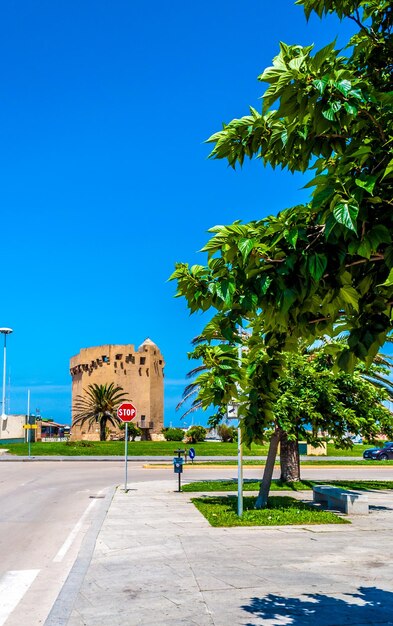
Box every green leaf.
[285,228,299,248]
[355,175,377,194]
[308,254,328,281]
[217,279,236,306]
[238,238,255,262]
[344,102,358,115]
[330,100,342,113]
[337,349,357,373]
[322,106,336,121]
[289,56,304,72]
[339,286,360,311]
[368,225,391,248]
[335,79,352,96]
[312,41,336,70]
[356,239,372,259]
[349,88,364,101]
[313,77,329,94]
[333,202,358,232]
[378,269,393,287]
[382,159,393,180]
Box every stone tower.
[70,338,164,440]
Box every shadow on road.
[241,586,393,625]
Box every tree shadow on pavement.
[241,586,393,625]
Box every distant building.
[70,338,165,441]
[38,419,70,441]
[0,415,69,444]
[0,414,28,444]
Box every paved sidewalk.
[52,481,393,625]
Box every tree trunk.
[255,429,280,509]
[279,431,300,482]
[100,419,107,441]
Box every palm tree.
[72,383,129,441]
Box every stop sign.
[117,402,137,422]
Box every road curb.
[44,485,117,626]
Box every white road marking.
[52,491,103,563]
[0,569,40,626]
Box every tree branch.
[348,10,380,44]
[360,109,386,142]
[345,254,385,268]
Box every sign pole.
[27,389,31,459]
[117,402,137,493]
[237,421,243,516]
[124,422,128,491]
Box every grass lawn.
[0,440,382,458]
[0,440,270,456]
[192,495,349,527]
[326,443,372,456]
[183,479,393,492]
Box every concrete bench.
[313,485,369,515]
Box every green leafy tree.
[186,425,207,443]
[273,350,393,478]
[171,0,393,502]
[180,333,393,504]
[72,383,129,441]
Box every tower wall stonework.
[70,338,164,441]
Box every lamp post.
[0,328,13,420]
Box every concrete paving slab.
[50,480,393,625]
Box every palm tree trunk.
[255,428,280,509]
[100,419,107,441]
[280,430,300,482]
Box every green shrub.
[186,425,207,443]
[119,422,142,441]
[217,424,237,443]
[162,427,184,442]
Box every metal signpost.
[227,401,243,516]
[237,420,243,517]
[117,402,137,491]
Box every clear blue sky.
[0,0,355,426]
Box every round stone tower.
[70,338,165,440]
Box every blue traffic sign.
[188,448,196,460]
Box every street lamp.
[0,328,13,420]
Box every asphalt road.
[1,460,393,625]
[0,462,122,626]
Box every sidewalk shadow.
[370,504,393,511]
[241,586,393,625]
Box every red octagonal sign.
[117,402,137,422]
